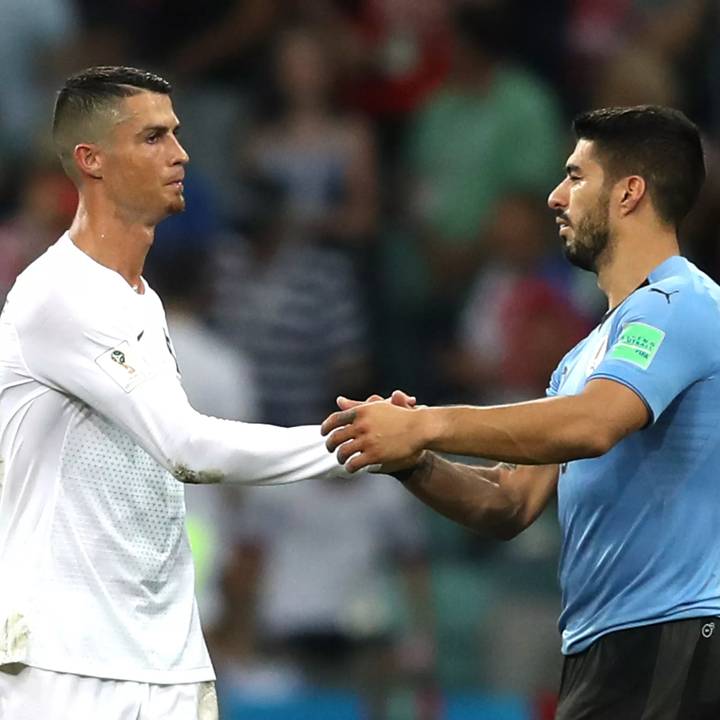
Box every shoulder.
[621,265,720,327]
[610,263,720,370]
[142,282,168,317]
[9,240,72,321]
[10,238,134,341]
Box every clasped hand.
[321,390,426,473]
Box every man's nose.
[547,180,568,210]
[172,135,190,165]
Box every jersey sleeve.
[546,361,563,397]
[588,283,719,423]
[12,287,347,486]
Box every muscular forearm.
[419,394,616,464]
[395,453,523,539]
[323,380,646,474]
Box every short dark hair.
[572,105,705,228]
[53,66,172,178]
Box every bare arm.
[322,378,649,471]
[396,454,558,540]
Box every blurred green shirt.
[410,65,563,245]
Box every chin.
[167,197,186,215]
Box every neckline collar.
[599,255,685,325]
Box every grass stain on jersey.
[0,612,30,664]
[172,464,224,484]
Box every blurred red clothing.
[340,0,452,117]
[499,275,590,393]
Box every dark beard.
[562,192,611,273]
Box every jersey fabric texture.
[0,233,347,683]
[547,256,720,655]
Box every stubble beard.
[162,192,186,220]
[562,190,612,273]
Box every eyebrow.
[566,163,582,175]
[138,123,181,137]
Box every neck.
[597,222,680,310]
[68,194,155,292]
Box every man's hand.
[321,393,428,473]
[336,389,417,411]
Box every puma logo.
[649,288,679,304]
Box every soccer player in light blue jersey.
[323,106,720,718]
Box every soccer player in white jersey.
[0,66,365,719]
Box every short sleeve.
[589,284,719,423]
[546,362,563,397]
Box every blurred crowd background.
[2,0,720,718]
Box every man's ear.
[72,143,104,180]
[617,175,647,216]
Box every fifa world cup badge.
[110,350,136,375]
[96,341,148,392]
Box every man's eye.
[569,175,581,182]
[146,134,159,144]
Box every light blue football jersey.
[547,256,720,654]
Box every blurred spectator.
[0,158,77,304]
[406,1,562,285]
[75,0,282,88]
[380,1,563,398]
[444,193,595,404]
[0,0,78,154]
[329,0,451,120]
[244,23,379,248]
[211,25,378,425]
[308,0,452,168]
[229,473,433,714]
[210,176,371,426]
[566,0,710,112]
[209,542,306,705]
[147,248,259,629]
[592,46,679,110]
[564,0,635,104]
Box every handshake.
[321,389,431,474]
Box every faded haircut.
[52,66,172,180]
[573,105,705,229]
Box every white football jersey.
[0,233,347,683]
